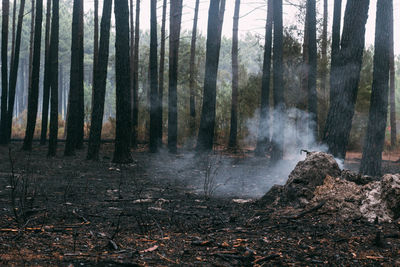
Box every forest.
[1,0,400,265]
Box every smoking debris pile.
[260,152,400,223]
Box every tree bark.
[360,0,391,176]
[255,0,273,157]
[189,0,200,142]
[47,0,59,157]
[23,0,43,151]
[323,0,370,159]
[228,0,240,148]
[196,0,226,152]
[28,0,35,99]
[113,0,132,163]
[40,0,52,145]
[168,0,183,153]
[76,0,84,149]
[158,0,167,146]
[87,0,113,160]
[270,0,284,162]
[389,4,396,149]
[92,0,98,118]
[0,0,9,145]
[329,0,342,103]
[131,0,140,148]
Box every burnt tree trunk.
[40,0,52,145]
[113,0,132,163]
[189,0,200,143]
[270,0,284,162]
[389,4,396,149]
[196,0,226,152]
[47,0,59,157]
[131,0,140,148]
[0,0,9,145]
[228,0,240,148]
[28,0,35,98]
[323,0,369,159]
[92,0,99,115]
[255,0,273,157]
[23,0,43,151]
[87,0,112,160]
[158,0,167,146]
[360,0,391,176]
[329,0,342,103]
[168,0,183,154]
[76,0,84,149]
[149,0,159,153]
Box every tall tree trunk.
[158,0,167,146]
[6,0,26,143]
[113,0,132,163]
[360,0,391,176]
[323,0,370,159]
[65,0,84,155]
[228,0,240,148]
[168,0,183,153]
[189,0,200,142]
[196,0,226,152]
[47,0,59,157]
[23,0,43,151]
[389,4,396,149]
[131,0,140,148]
[28,0,35,94]
[306,0,318,140]
[255,0,273,157]
[92,0,98,116]
[76,0,84,148]
[40,0,52,145]
[149,0,159,153]
[319,0,328,138]
[10,0,16,65]
[270,0,284,162]
[87,0,113,160]
[329,0,342,103]
[0,0,9,145]
[129,0,134,144]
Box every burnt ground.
[0,143,400,266]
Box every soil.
[1,143,400,266]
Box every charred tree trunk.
[360,0,391,176]
[92,0,98,114]
[87,0,112,160]
[319,0,328,138]
[168,0,183,154]
[306,0,318,140]
[65,0,84,155]
[270,0,284,162]
[389,4,396,149]
[0,0,9,145]
[323,0,369,159]
[196,0,226,152]
[131,0,140,148]
[113,0,132,163]
[149,0,159,153]
[23,0,43,151]
[329,0,342,103]
[189,0,200,142]
[228,0,240,148]
[76,1,84,149]
[47,0,59,157]
[6,0,26,143]
[10,0,16,64]
[158,0,167,146]
[40,0,52,145]
[28,0,35,97]
[255,0,273,157]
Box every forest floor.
[0,143,400,266]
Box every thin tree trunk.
[28,0,35,94]
[196,0,226,152]
[389,4,396,149]
[76,0,84,148]
[270,0,284,162]
[10,0,16,65]
[168,0,183,153]
[87,0,113,160]
[158,0,167,146]
[228,0,240,148]
[189,0,200,142]
[40,0,52,145]
[129,0,134,144]
[65,0,83,155]
[0,0,9,144]
[47,0,59,157]
[319,0,328,139]
[92,0,98,115]
[149,0,159,153]
[323,0,370,159]
[306,0,318,140]
[131,0,140,148]
[113,0,132,163]
[329,0,342,103]
[23,0,43,151]
[360,0,391,176]
[6,0,26,142]
[255,0,273,157]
